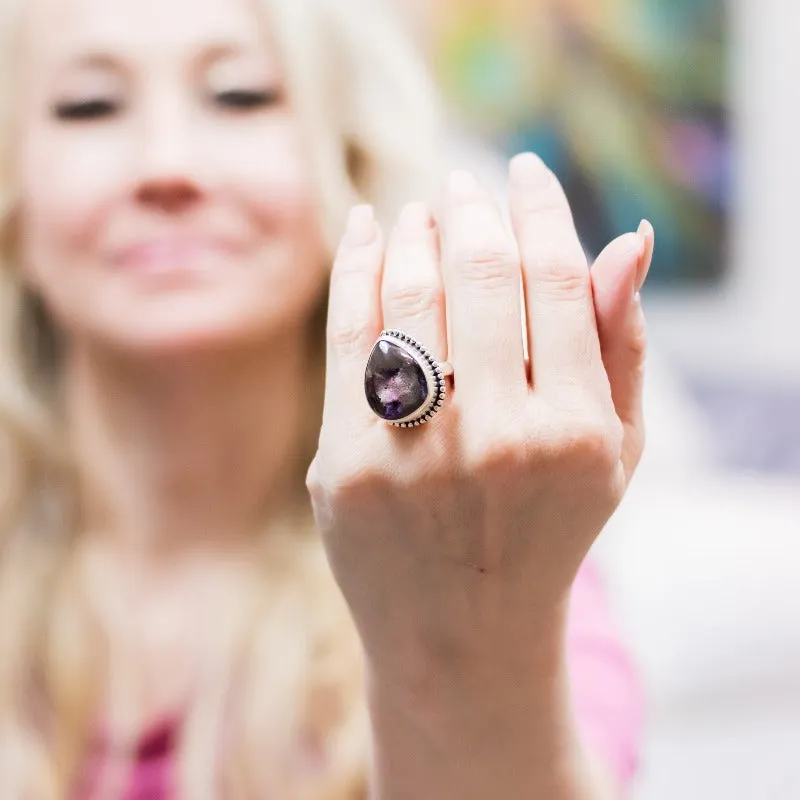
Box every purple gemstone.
[365,340,429,421]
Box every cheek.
[19,124,127,278]
[220,118,323,244]
[218,119,330,317]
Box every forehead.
[24,0,271,66]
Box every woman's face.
[17,0,328,355]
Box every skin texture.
[16,0,653,792]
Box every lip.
[110,237,238,275]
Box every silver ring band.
[364,329,451,427]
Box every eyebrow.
[199,42,255,64]
[59,52,122,72]
[58,39,263,73]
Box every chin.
[88,295,311,360]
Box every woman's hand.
[306,153,652,798]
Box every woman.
[0,0,653,797]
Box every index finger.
[323,205,385,431]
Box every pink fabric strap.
[567,559,644,787]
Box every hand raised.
[307,153,653,683]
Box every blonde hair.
[0,0,444,796]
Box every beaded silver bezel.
[374,329,448,427]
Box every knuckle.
[310,450,388,500]
[454,243,518,287]
[332,252,377,279]
[530,261,590,302]
[536,403,622,473]
[569,414,623,472]
[518,188,565,217]
[625,424,646,474]
[332,236,382,276]
[625,321,648,364]
[327,318,374,354]
[465,425,527,476]
[384,279,442,319]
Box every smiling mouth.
[112,238,237,276]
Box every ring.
[364,329,452,427]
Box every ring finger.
[378,202,449,422]
[370,203,447,432]
[381,201,448,362]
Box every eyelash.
[214,89,282,110]
[53,99,119,121]
[52,89,281,122]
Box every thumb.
[591,220,654,480]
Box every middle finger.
[440,170,526,401]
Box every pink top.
[73,559,643,799]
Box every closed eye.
[52,98,120,121]
[214,88,282,111]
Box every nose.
[133,98,205,215]
[137,177,201,214]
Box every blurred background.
[398,1,800,798]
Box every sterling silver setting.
[364,329,452,427]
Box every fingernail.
[632,291,646,328]
[396,202,433,231]
[509,152,552,189]
[345,205,376,246]
[635,219,655,292]
[448,169,479,197]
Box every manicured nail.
[632,291,646,329]
[509,152,552,189]
[635,219,655,292]
[345,205,376,246]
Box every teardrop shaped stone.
[364,340,429,421]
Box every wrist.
[364,593,570,712]
[364,603,592,800]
